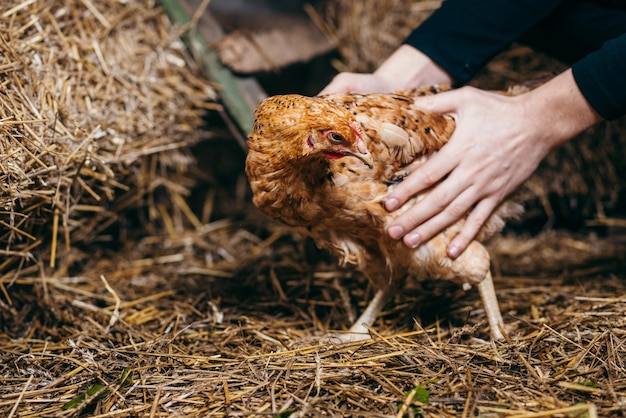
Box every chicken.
[246,86,522,342]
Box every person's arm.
[321,0,564,95]
[385,32,626,258]
[572,34,626,121]
[405,0,563,84]
[320,0,625,260]
[384,69,603,258]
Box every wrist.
[374,44,453,90]
[521,69,602,150]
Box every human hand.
[319,44,452,95]
[319,72,392,95]
[384,69,601,258]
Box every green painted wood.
[158,0,264,135]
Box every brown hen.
[246,86,522,342]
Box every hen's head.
[249,95,373,168]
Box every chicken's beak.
[347,138,374,169]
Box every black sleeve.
[404,0,563,84]
[572,34,626,120]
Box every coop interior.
[1,0,625,417]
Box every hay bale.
[0,0,216,275]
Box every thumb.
[319,72,363,95]
[320,73,390,95]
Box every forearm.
[521,69,602,151]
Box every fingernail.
[385,198,399,211]
[448,245,460,259]
[404,233,421,248]
[388,225,404,239]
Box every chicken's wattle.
[323,151,346,160]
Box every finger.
[388,161,472,237]
[319,73,360,95]
[412,86,476,114]
[388,178,476,244]
[401,187,478,248]
[385,145,458,211]
[318,76,347,95]
[446,198,498,259]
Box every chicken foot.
[477,270,505,340]
[328,286,392,343]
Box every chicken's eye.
[327,132,345,143]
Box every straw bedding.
[1,223,625,416]
[2,0,626,417]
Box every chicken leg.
[477,270,505,340]
[330,286,392,343]
[331,271,504,343]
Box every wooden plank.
[212,14,333,74]
[158,0,267,141]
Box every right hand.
[384,69,602,258]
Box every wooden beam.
[158,0,267,142]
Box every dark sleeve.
[572,34,626,120]
[404,0,563,84]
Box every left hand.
[384,71,601,258]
